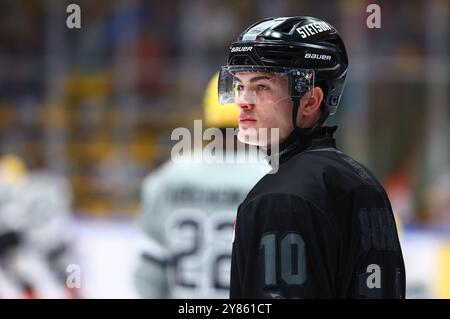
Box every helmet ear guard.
[323,71,347,115]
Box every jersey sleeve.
[338,185,406,299]
[230,193,340,298]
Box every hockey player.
[134,73,267,298]
[219,16,406,298]
[0,154,75,298]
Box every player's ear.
[300,86,323,116]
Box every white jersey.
[135,150,268,298]
[0,171,73,298]
[19,171,73,254]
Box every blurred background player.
[134,73,267,298]
[0,154,76,298]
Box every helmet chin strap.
[291,97,301,130]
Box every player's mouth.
[239,116,257,123]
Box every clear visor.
[218,65,314,105]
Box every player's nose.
[236,90,256,109]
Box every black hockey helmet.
[219,16,348,126]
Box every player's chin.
[237,127,265,146]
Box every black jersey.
[230,126,405,299]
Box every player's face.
[234,71,293,146]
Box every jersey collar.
[265,126,338,168]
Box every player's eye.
[257,84,269,91]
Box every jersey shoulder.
[244,149,385,212]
